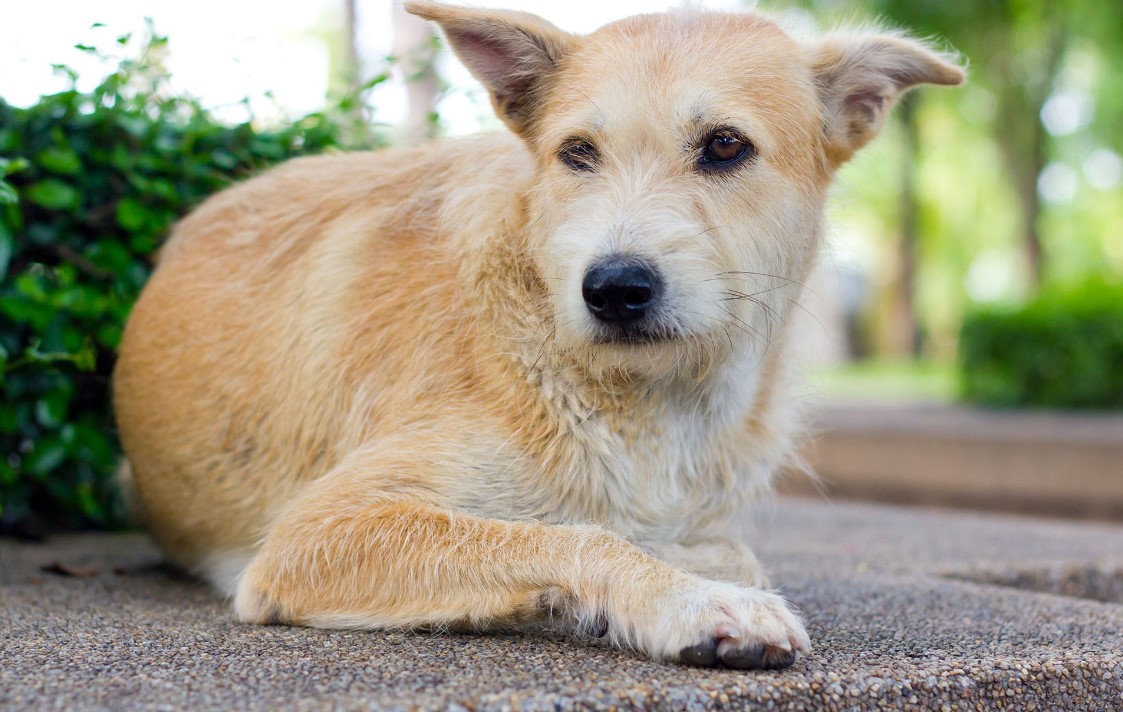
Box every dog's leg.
[645,539,771,588]
[233,454,809,669]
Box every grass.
[807,359,957,403]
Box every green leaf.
[36,389,72,428]
[1,295,55,329]
[360,72,390,91]
[25,437,67,477]
[76,481,102,520]
[73,421,115,466]
[0,459,16,486]
[211,149,237,169]
[96,322,123,349]
[0,222,11,280]
[50,64,79,83]
[0,181,16,205]
[37,147,82,175]
[0,156,30,177]
[87,239,132,273]
[72,339,97,372]
[25,180,80,211]
[115,197,148,231]
[0,404,16,433]
[115,114,147,137]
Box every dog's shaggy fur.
[113,2,963,668]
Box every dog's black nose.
[582,258,662,323]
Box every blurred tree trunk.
[991,27,1065,291]
[896,95,923,358]
[343,0,361,123]
[344,0,359,87]
[392,4,439,141]
[335,0,383,146]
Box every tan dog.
[113,2,962,669]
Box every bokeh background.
[2,0,1121,534]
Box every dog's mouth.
[592,322,678,346]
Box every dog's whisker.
[711,271,816,296]
[726,293,784,326]
[575,88,606,125]
[692,225,731,239]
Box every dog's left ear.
[813,33,965,166]
[405,1,576,137]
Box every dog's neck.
[506,315,792,536]
[530,342,768,431]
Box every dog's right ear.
[405,1,576,137]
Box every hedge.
[0,31,383,535]
[958,280,1123,409]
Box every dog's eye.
[700,131,754,169]
[559,140,599,172]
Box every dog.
[113,1,963,669]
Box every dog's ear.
[813,33,965,166]
[405,1,575,137]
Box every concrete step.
[786,401,1123,520]
[2,498,1122,710]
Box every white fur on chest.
[531,352,775,541]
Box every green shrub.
[0,30,383,534]
[958,280,1123,409]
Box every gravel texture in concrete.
[3,498,1122,711]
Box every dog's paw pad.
[679,639,800,670]
[678,640,719,667]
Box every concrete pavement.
[3,498,1122,710]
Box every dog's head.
[409,2,963,380]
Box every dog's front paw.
[634,580,810,670]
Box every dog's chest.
[541,393,756,538]
[502,352,775,539]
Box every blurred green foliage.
[959,280,1123,408]
[775,0,1123,360]
[0,29,383,534]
